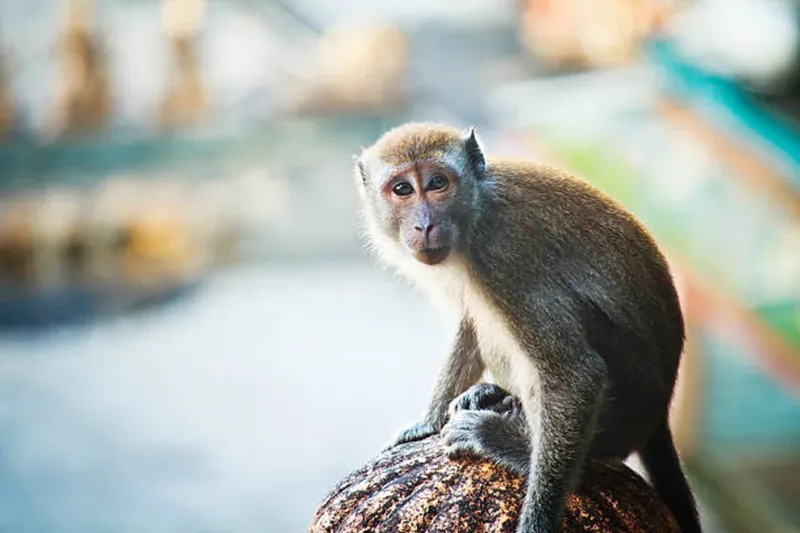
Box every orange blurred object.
[158,0,207,128]
[0,49,14,137]
[50,0,111,137]
[519,0,674,69]
[287,23,408,115]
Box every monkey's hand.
[449,382,517,416]
[441,396,531,478]
[384,420,442,451]
[386,382,509,451]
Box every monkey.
[353,122,702,533]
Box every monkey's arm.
[390,318,485,447]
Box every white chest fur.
[462,283,522,393]
[372,233,543,460]
[385,247,537,399]
[456,271,543,462]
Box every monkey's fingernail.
[445,448,462,459]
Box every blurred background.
[0,0,799,532]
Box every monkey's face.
[360,161,466,266]
[355,122,485,267]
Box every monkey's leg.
[518,353,608,533]
[388,318,484,448]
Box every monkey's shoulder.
[485,158,615,206]
[470,159,670,296]
[482,158,652,244]
[484,157,570,181]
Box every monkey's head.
[354,122,486,266]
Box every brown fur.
[364,122,464,167]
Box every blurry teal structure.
[702,335,800,452]
[650,39,800,193]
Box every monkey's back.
[472,159,685,456]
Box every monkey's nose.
[414,224,435,237]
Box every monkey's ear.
[463,127,486,176]
[353,153,367,186]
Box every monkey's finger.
[499,395,525,417]
[384,421,439,451]
[450,383,514,416]
[443,439,484,460]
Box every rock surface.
[310,435,680,533]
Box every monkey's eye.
[427,174,449,191]
[392,182,414,197]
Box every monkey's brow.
[378,167,415,188]
[382,138,454,166]
[385,161,442,182]
[386,163,417,176]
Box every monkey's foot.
[449,382,518,416]
[441,405,531,477]
[384,421,440,451]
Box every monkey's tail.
[639,419,703,533]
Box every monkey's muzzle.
[414,247,450,265]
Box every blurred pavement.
[0,259,456,532]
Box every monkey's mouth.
[413,247,450,265]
